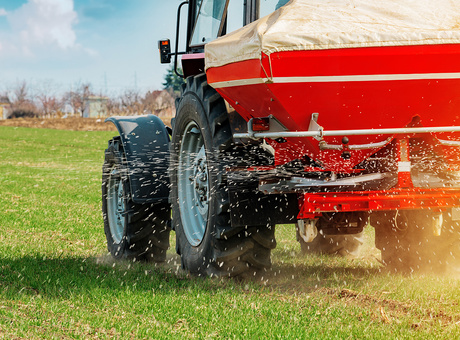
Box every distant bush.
[9,101,39,118]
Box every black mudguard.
[106,115,170,204]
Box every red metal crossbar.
[298,187,460,219]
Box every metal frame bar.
[234,118,460,139]
[319,137,393,151]
[437,138,460,146]
[174,1,189,78]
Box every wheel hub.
[107,169,125,244]
[190,147,209,216]
[178,122,210,246]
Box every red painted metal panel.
[298,188,460,218]
[206,44,460,171]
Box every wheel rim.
[107,168,126,244]
[178,121,209,246]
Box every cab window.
[259,0,289,18]
[190,0,228,46]
[195,0,203,20]
[226,0,245,34]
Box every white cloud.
[0,8,7,16]
[7,0,78,51]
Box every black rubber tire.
[170,74,275,277]
[372,210,446,272]
[102,136,171,262]
[297,229,364,257]
[437,213,460,274]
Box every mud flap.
[106,115,170,204]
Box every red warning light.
[158,39,171,64]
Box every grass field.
[0,125,459,339]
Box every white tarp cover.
[205,0,460,69]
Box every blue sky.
[0,0,183,96]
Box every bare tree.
[10,81,38,118]
[13,81,29,105]
[143,90,175,117]
[36,79,61,117]
[63,82,93,116]
[0,91,10,102]
[106,96,122,116]
[120,89,143,115]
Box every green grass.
[0,125,459,339]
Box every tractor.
[102,0,460,276]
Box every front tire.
[102,137,171,262]
[170,74,275,277]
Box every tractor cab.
[159,0,290,77]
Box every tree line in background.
[0,66,184,119]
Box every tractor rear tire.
[170,74,275,277]
[102,136,171,262]
[437,213,460,274]
[372,210,447,272]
